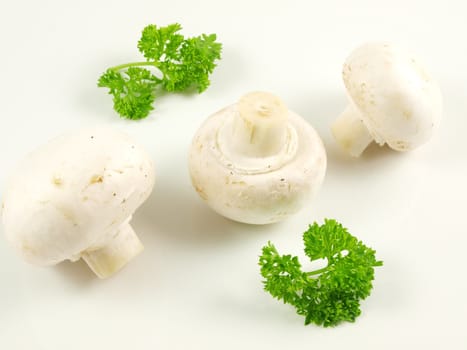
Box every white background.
[0,0,466,349]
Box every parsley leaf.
[159,34,222,93]
[259,219,383,327]
[98,67,159,120]
[98,23,222,120]
[137,23,184,62]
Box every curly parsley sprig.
[259,219,383,327]
[98,23,222,120]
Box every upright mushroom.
[189,91,326,224]
[331,42,443,157]
[1,128,155,278]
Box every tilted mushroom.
[1,128,155,278]
[331,42,443,157]
[189,91,326,224]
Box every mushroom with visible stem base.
[189,91,326,224]
[1,128,155,279]
[332,42,443,157]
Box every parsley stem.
[109,61,160,72]
[306,266,329,276]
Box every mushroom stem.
[331,104,374,157]
[81,221,143,279]
[229,92,289,158]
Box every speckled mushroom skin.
[341,43,443,151]
[1,128,155,272]
[189,105,326,224]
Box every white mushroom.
[1,128,155,278]
[188,91,326,224]
[331,42,443,157]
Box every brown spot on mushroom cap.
[52,176,63,186]
[391,140,410,151]
[195,185,208,200]
[403,110,412,120]
[55,205,78,226]
[21,241,38,255]
[231,181,247,186]
[197,143,204,153]
[89,175,104,184]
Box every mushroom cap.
[1,128,155,266]
[342,42,442,151]
[188,105,326,224]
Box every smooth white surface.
[0,0,466,349]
